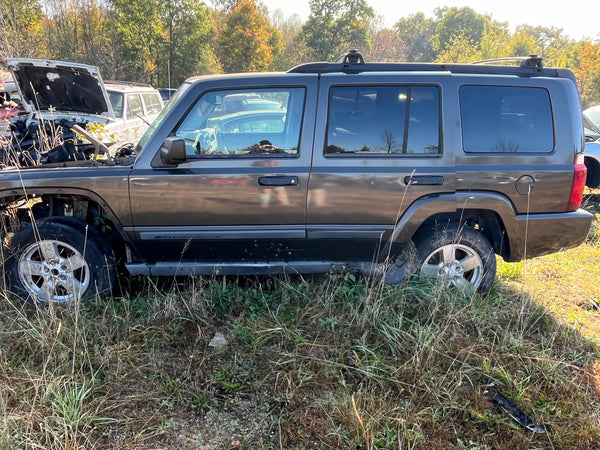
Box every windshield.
[136,82,191,150]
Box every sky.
[261,0,599,42]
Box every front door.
[128,85,314,264]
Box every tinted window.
[461,86,554,153]
[142,92,162,115]
[325,85,440,155]
[175,88,305,157]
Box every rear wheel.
[6,219,116,304]
[414,224,496,293]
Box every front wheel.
[414,224,496,293]
[6,219,116,304]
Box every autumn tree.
[217,0,282,73]
[0,0,46,60]
[368,28,404,62]
[432,7,487,58]
[572,41,600,108]
[270,10,308,70]
[300,0,374,61]
[43,0,114,71]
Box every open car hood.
[6,58,114,118]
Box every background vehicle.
[0,52,592,304]
[583,110,600,188]
[2,59,163,165]
[105,81,164,145]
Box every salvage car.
[0,51,593,304]
[1,59,163,166]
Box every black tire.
[413,223,496,293]
[5,219,116,304]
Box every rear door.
[307,73,456,261]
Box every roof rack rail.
[104,80,153,88]
[288,50,555,77]
[471,55,544,70]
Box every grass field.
[0,195,599,449]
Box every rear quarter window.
[460,86,554,153]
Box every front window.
[174,88,305,157]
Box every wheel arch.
[1,188,129,260]
[384,192,519,261]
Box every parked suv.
[0,51,593,304]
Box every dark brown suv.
[0,52,593,304]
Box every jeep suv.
[0,51,593,304]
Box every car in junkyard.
[583,112,600,188]
[1,58,163,166]
[0,51,593,304]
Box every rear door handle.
[404,175,444,185]
[258,176,299,186]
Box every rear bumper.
[506,209,594,261]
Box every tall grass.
[0,263,599,449]
[0,195,598,449]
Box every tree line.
[1,0,599,107]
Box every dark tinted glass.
[325,85,440,155]
[460,86,554,153]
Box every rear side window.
[126,93,143,119]
[460,86,554,153]
[325,85,440,155]
[142,92,162,114]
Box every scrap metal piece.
[487,389,546,434]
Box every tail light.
[567,153,587,212]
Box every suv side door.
[128,78,317,265]
[307,73,456,262]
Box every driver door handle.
[258,176,299,186]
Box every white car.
[3,58,163,162]
[584,110,600,188]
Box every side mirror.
[159,136,186,166]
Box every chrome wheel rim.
[18,239,91,303]
[420,243,484,290]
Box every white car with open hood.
[2,58,163,165]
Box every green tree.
[217,0,282,73]
[108,0,163,83]
[0,0,46,60]
[159,0,218,86]
[394,12,435,62]
[300,0,374,61]
[431,7,487,57]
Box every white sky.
[261,0,599,42]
